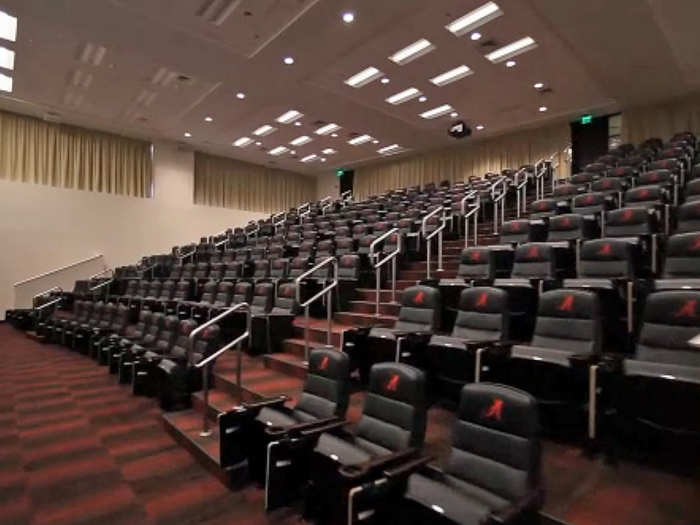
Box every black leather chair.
[654,232,700,291]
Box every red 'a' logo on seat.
[602,179,612,189]
[511,222,521,231]
[256,285,265,294]
[648,173,658,182]
[538,201,547,210]
[621,209,634,222]
[475,292,488,308]
[638,189,650,199]
[561,217,571,227]
[284,286,294,297]
[558,294,575,312]
[585,194,595,204]
[319,356,329,371]
[674,300,697,318]
[469,250,482,262]
[690,236,700,251]
[483,398,503,421]
[598,243,612,256]
[527,245,539,258]
[385,374,400,391]
[413,291,425,305]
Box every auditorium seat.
[654,232,700,290]
[676,201,700,233]
[132,314,180,396]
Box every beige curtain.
[0,110,152,197]
[621,92,700,145]
[194,152,316,213]
[354,122,571,198]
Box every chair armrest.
[383,455,435,481]
[599,353,625,374]
[339,448,419,481]
[488,488,543,525]
[568,353,600,368]
[266,416,342,439]
[300,419,351,438]
[242,395,288,411]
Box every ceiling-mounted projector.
[448,120,471,139]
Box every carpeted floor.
[2,322,700,525]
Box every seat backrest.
[194,262,210,279]
[130,310,152,339]
[289,256,309,278]
[529,199,557,217]
[457,247,495,281]
[500,220,530,245]
[531,289,601,355]
[573,191,608,214]
[452,287,509,341]
[274,283,298,313]
[160,280,175,300]
[213,281,234,306]
[446,383,540,504]
[624,185,666,208]
[98,303,116,328]
[579,239,635,278]
[677,201,700,233]
[142,312,165,345]
[109,304,130,332]
[338,254,360,280]
[547,213,586,242]
[395,285,440,333]
[170,319,199,360]
[605,206,655,237]
[685,178,700,203]
[357,234,377,254]
[293,349,350,422]
[336,237,356,255]
[253,259,270,279]
[552,184,579,198]
[124,280,139,296]
[173,281,190,301]
[662,232,700,279]
[251,283,274,313]
[199,281,218,303]
[638,169,673,187]
[154,315,181,353]
[135,280,150,297]
[636,291,700,366]
[233,281,253,304]
[355,363,427,455]
[270,258,289,279]
[511,243,556,279]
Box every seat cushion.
[369,327,397,341]
[256,407,299,427]
[313,433,372,465]
[511,345,572,367]
[405,472,506,525]
[429,335,468,349]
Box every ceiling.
[0,0,698,176]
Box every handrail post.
[375,257,381,317]
[295,257,338,358]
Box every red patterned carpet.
[1,322,700,525]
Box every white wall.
[316,173,340,200]
[1,141,267,316]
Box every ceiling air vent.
[197,0,239,26]
[479,39,498,49]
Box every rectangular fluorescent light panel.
[301,154,318,163]
[389,38,435,65]
[233,137,253,147]
[315,123,341,135]
[275,110,303,124]
[253,124,277,136]
[386,87,422,105]
[269,146,289,156]
[430,65,473,86]
[344,66,383,88]
[0,11,17,42]
[0,72,12,92]
[322,148,337,155]
[378,144,403,155]
[485,36,537,63]
[446,2,503,37]
[0,46,14,70]
[420,104,453,119]
[348,134,373,145]
[290,135,312,146]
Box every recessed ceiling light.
[372,139,380,144]
[320,157,327,162]
[539,106,548,112]
[386,87,422,105]
[184,132,192,138]
[236,92,246,99]
[255,141,262,146]
[418,96,427,102]
[233,137,253,147]
[0,72,12,92]
[204,116,213,122]
[450,112,459,118]
[276,109,303,124]
[290,150,296,155]
[290,135,312,146]
[294,121,302,126]
[0,10,17,42]
[269,146,289,156]
[505,60,516,68]
[486,36,537,63]
[301,154,318,163]
[430,64,473,86]
[380,77,390,84]
[348,134,373,145]
[533,82,544,89]
[253,124,277,136]
[322,148,337,155]
[283,56,295,65]
[377,144,404,156]
[0,46,14,70]
[470,32,482,41]
[331,133,339,138]
[345,66,383,88]
[476,124,485,130]
[389,38,436,65]
[420,104,453,119]
[315,123,341,135]
[446,2,503,37]
[342,11,355,23]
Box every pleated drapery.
[621,92,700,145]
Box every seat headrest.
[179,319,198,336]
[643,290,700,328]
[514,242,552,262]
[667,232,700,257]
[308,348,349,380]
[531,199,555,212]
[679,201,700,220]
[581,239,631,261]
[606,206,649,226]
[278,283,296,298]
[626,185,663,201]
[254,283,273,296]
[459,286,507,313]
[235,282,252,294]
[549,213,582,231]
[574,192,605,206]
[369,363,426,406]
[339,254,359,267]
[501,220,529,234]
[538,289,599,320]
[460,247,491,264]
[458,383,539,439]
[401,285,440,309]
[164,315,180,330]
[201,324,221,341]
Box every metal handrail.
[89,278,114,301]
[422,206,446,279]
[297,201,311,215]
[89,267,113,280]
[319,196,332,206]
[215,238,229,249]
[370,228,401,314]
[515,168,529,218]
[464,203,480,248]
[178,249,196,263]
[139,263,158,280]
[272,211,287,233]
[341,190,352,202]
[190,302,251,437]
[460,190,477,215]
[493,190,507,234]
[35,297,63,318]
[295,257,338,361]
[299,209,311,223]
[322,201,333,215]
[13,254,104,287]
[32,286,62,303]
[246,224,260,239]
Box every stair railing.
[463,200,480,248]
[341,190,352,207]
[320,196,333,215]
[89,278,114,302]
[272,212,287,233]
[190,302,251,437]
[422,206,446,279]
[139,263,158,280]
[245,223,260,240]
[32,286,63,308]
[178,248,196,264]
[215,237,229,251]
[514,167,529,218]
[534,161,549,201]
[493,190,507,234]
[369,228,401,316]
[295,257,339,362]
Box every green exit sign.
[580,114,593,125]
[336,169,345,176]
